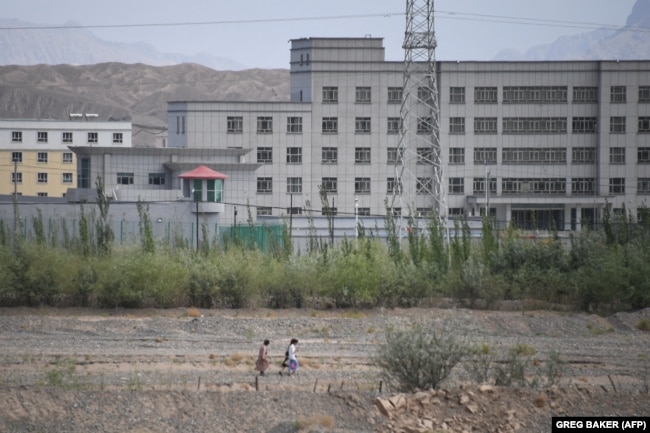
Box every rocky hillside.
[0,63,289,146]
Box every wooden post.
[607,375,617,393]
[313,379,318,393]
[197,376,201,391]
[255,375,259,391]
[327,384,331,393]
[379,380,383,393]
[340,381,345,390]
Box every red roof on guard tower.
[178,165,229,180]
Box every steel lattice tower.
[392,0,446,233]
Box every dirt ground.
[0,306,648,432]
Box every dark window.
[117,172,134,185]
[287,117,303,133]
[609,178,625,194]
[387,117,401,134]
[148,173,165,185]
[610,117,626,133]
[322,117,338,134]
[257,147,273,163]
[287,177,302,194]
[286,147,302,164]
[474,87,498,104]
[355,117,371,134]
[227,116,243,133]
[417,117,432,134]
[449,87,465,103]
[355,87,371,103]
[387,87,403,104]
[257,177,272,193]
[610,86,626,103]
[355,147,371,164]
[448,177,464,194]
[355,177,371,194]
[257,117,273,133]
[323,87,338,103]
[322,147,338,164]
[321,177,338,193]
[573,87,598,103]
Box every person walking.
[287,338,299,376]
[255,339,270,376]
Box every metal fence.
[1,216,285,252]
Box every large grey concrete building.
[162,37,650,231]
[43,37,647,236]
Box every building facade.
[164,37,650,231]
[0,118,132,198]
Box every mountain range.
[0,18,245,70]
[0,0,648,147]
[495,0,650,60]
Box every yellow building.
[0,118,132,197]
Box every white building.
[0,117,131,198]
[72,37,650,232]
[161,38,650,230]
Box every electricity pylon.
[392,0,446,236]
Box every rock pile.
[373,384,565,433]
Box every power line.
[436,10,650,33]
[0,10,645,35]
[0,12,404,31]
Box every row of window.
[224,115,650,135]
[256,146,650,165]
[456,116,649,134]
[11,131,123,144]
[116,172,166,186]
[9,192,57,198]
[10,151,74,163]
[255,176,648,196]
[450,85,643,104]
[11,172,74,184]
[227,116,396,135]
[317,85,649,105]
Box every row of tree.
[1,179,649,311]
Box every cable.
[0,9,645,34]
[435,10,650,33]
[0,12,404,31]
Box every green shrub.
[637,319,650,332]
[95,249,189,308]
[187,256,220,308]
[494,343,538,387]
[464,343,494,384]
[375,320,470,392]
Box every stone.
[389,393,407,410]
[375,397,393,418]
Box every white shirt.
[288,343,297,361]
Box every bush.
[494,343,538,387]
[374,320,470,392]
[463,343,495,384]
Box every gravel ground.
[0,306,648,432]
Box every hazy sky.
[1,0,638,68]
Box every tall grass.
[0,210,648,311]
